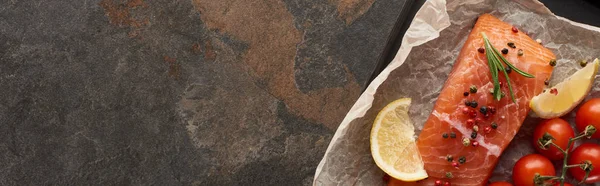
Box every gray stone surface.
[0,0,406,185]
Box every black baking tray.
[366,0,600,91]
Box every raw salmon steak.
[389,14,555,185]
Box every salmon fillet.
[389,14,555,186]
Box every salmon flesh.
[389,14,555,186]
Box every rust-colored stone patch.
[204,40,216,60]
[190,41,216,60]
[329,0,376,24]
[192,43,202,54]
[99,0,150,38]
[191,0,360,129]
[164,56,180,79]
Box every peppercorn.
[484,126,491,134]
[458,156,466,164]
[469,110,477,118]
[472,125,479,132]
[463,92,469,96]
[501,48,508,54]
[462,107,469,115]
[465,100,472,107]
[435,180,443,186]
[472,141,479,147]
[518,49,524,56]
[549,59,557,66]
[507,42,516,48]
[469,85,477,93]
[550,88,558,95]
[445,172,453,179]
[505,66,512,74]
[488,106,496,114]
[449,132,456,138]
[477,47,485,53]
[451,161,459,168]
[470,131,477,139]
[443,133,449,138]
[469,100,478,108]
[446,155,454,162]
[462,138,470,146]
[479,106,488,115]
[462,107,470,115]
[466,119,475,126]
[544,79,549,86]
[580,59,588,67]
[491,122,498,129]
[511,26,518,33]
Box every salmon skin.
[389,14,555,186]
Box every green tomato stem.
[547,131,590,186]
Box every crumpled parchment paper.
[313,0,600,185]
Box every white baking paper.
[314,0,600,185]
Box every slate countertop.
[0,0,408,185]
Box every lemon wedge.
[530,59,599,119]
[370,98,427,181]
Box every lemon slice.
[530,58,599,119]
[370,98,427,181]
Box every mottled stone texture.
[0,0,405,185]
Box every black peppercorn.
[549,59,557,66]
[580,59,588,67]
[469,85,477,93]
[507,42,516,48]
[458,156,466,164]
[505,66,511,73]
[443,133,449,138]
[446,155,453,162]
[501,48,508,54]
[449,132,456,138]
[464,92,469,97]
[469,100,478,108]
[470,131,477,139]
[491,122,498,129]
[480,106,488,115]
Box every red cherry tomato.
[576,98,600,138]
[513,154,556,186]
[488,181,513,186]
[533,118,575,160]
[553,183,573,186]
[568,143,600,183]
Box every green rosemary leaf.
[482,33,502,100]
[493,51,517,102]
[490,43,535,78]
[481,32,533,103]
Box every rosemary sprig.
[481,32,535,102]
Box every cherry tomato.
[513,154,556,186]
[553,183,573,186]
[568,143,600,183]
[576,98,600,138]
[488,181,513,186]
[533,118,575,160]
